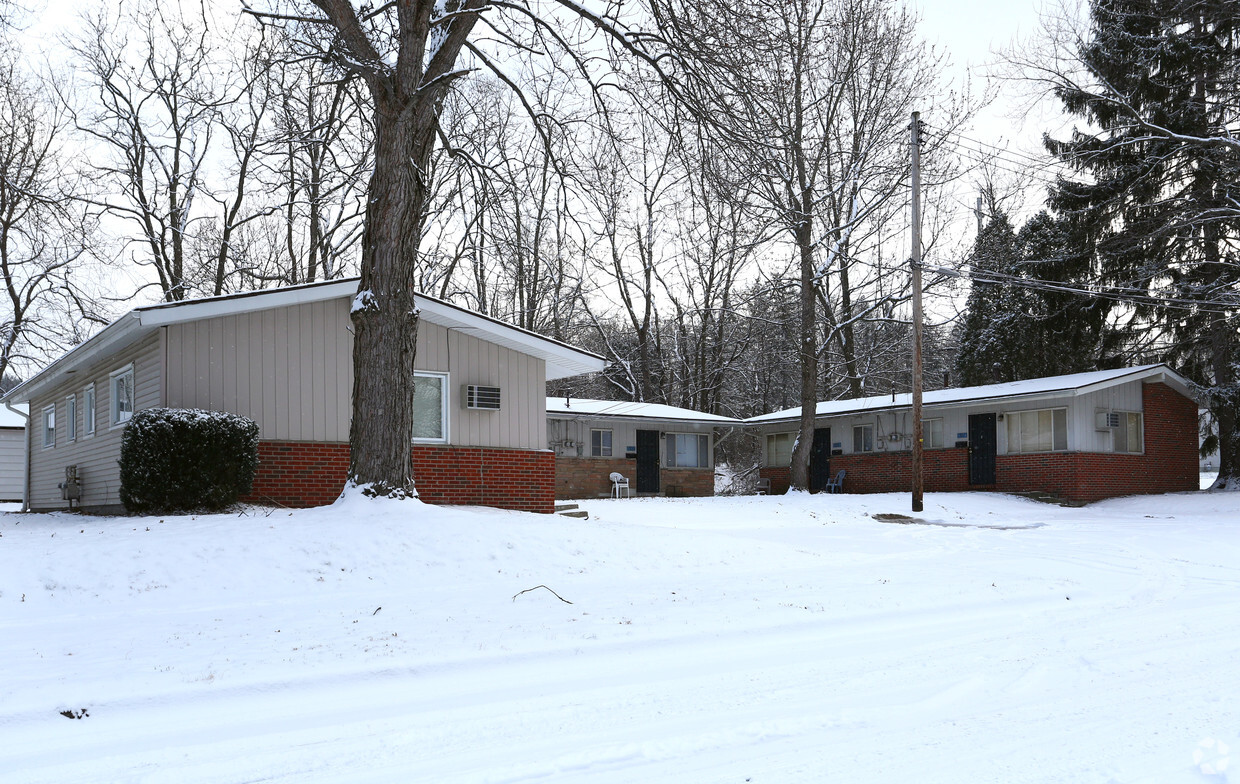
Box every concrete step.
[554,503,579,512]
[558,510,589,519]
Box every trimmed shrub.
[119,408,260,513]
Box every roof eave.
[547,409,742,425]
[1,312,147,405]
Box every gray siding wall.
[756,379,1150,465]
[164,296,546,450]
[27,332,163,510]
[0,427,23,501]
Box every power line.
[920,261,1240,316]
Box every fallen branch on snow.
[512,585,572,604]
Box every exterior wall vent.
[463,385,501,411]
[1095,411,1122,430]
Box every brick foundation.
[554,456,714,498]
[245,441,556,513]
[758,382,1199,503]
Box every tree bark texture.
[347,100,435,496]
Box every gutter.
[3,401,30,512]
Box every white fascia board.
[138,280,359,327]
[1071,364,1196,401]
[1,312,146,406]
[548,410,743,425]
[139,279,605,379]
[416,298,605,380]
[745,365,1192,426]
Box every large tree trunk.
[788,197,817,491]
[347,99,434,497]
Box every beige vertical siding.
[0,427,24,500]
[166,299,355,442]
[164,296,546,450]
[26,331,163,511]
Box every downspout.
[4,401,30,512]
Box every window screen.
[1007,408,1067,453]
[767,433,794,467]
[412,373,446,441]
[666,433,709,468]
[591,429,613,457]
[853,424,874,453]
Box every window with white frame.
[412,371,448,442]
[110,365,134,426]
[591,428,612,457]
[666,432,709,468]
[853,424,874,453]
[1112,411,1144,453]
[66,394,77,441]
[42,404,55,448]
[922,418,944,449]
[766,432,794,467]
[1006,408,1067,453]
[83,384,96,436]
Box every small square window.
[766,432,794,467]
[922,418,944,449]
[666,433,709,468]
[591,429,612,457]
[853,424,874,453]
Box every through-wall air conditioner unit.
[463,384,501,411]
[1095,411,1122,430]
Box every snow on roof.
[0,403,26,428]
[746,365,1193,425]
[547,398,742,424]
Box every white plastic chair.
[609,472,630,498]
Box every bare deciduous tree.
[0,46,99,386]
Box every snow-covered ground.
[2,488,1239,783]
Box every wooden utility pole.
[910,111,924,513]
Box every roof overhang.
[3,278,605,404]
[747,364,1197,427]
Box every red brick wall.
[555,456,715,498]
[556,456,633,498]
[759,466,791,495]
[755,383,1199,503]
[412,445,555,513]
[245,441,556,513]
[248,441,350,508]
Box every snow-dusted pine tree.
[1042,0,1240,488]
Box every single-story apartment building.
[547,398,740,498]
[0,403,25,502]
[748,365,1199,503]
[1,279,606,514]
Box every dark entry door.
[808,427,832,493]
[635,429,661,494]
[968,413,997,485]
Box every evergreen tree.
[955,214,1037,386]
[955,211,1116,387]
[1045,0,1240,488]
